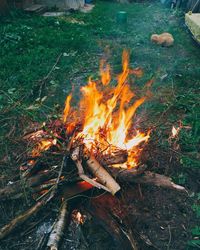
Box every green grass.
[0,1,200,247]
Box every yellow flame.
[31,139,53,157]
[63,50,150,168]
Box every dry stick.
[38,53,62,98]
[47,156,66,202]
[111,169,187,193]
[0,159,67,240]
[0,191,54,240]
[47,199,69,250]
[0,167,59,200]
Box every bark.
[113,169,187,193]
[47,200,69,250]
[86,155,121,195]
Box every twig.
[47,156,66,201]
[167,225,172,250]
[0,190,54,240]
[38,53,62,98]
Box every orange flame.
[63,50,150,168]
[63,93,72,123]
[100,59,111,86]
[31,139,55,157]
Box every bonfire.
[0,51,186,250]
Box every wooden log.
[111,169,187,193]
[86,155,121,195]
[0,182,93,240]
[47,199,69,250]
[97,149,128,166]
[71,148,111,193]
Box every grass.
[0,0,200,248]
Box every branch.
[112,169,187,193]
[47,199,69,250]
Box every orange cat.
[151,33,174,47]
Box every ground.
[0,0,200,249]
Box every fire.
[171,126,180,138]
[72,210,85,224]
[31,139,56,157]
[63,50,150,168]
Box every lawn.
[0,0,200,249]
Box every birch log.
[86,156,121,195]
[47,200,68,250]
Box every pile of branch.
[0,132,187,249]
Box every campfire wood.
[0,129,187,247]
[0,51,188,248]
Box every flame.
[72,210,85,224]
[172,126,179,138]
[31,139,55,157]
[100,59,111,85]
[63,93,72,123]
[171,125,181,139]
[63,50,150,168]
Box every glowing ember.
[72,210,85,224]
[171,126,180,138]
[63,50,150,168]
[31,139,56,157]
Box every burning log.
[97,148,128,166]
[47,199,69,250]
